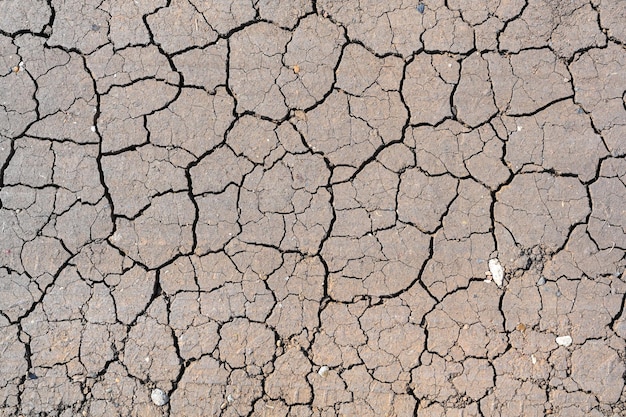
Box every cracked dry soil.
[0,0,625,416]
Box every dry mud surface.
[1,0,626,416]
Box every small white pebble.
[531,354,537,364]
[488,258,504,287]
[90,126,96,132]
[151,388,169,406]
[318,366,329,377]
[556,335,572,347]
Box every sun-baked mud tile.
[495,173,590,253]
[543,224,625,281]
[312,301,367,369]
[228,22,290,119]
[398,168,458,233]
[190,0,255,34]
[599,0,626,43]
[98,80,178,152]
[238,154,331,253]
[102,145,188,217]
[169,356,230,414]
[226,115,282,165]
[48,0,109,53]
[150,87,233,158]
[309,366,351,410]
[358,299,425,382]
[0,319,27,395]
[0,0,51,33]
[336,44,404,96]
[112,192,194,268]
[451,357,495,400]
[33,53,93,118]
[100,0,166,48]
[485,48,572,116]
[27,98,99,144]
[0,64,37,138]
[570,43,626,156]
[480,376,546,416]
[464,125,511,190]
[88,362,157,416]
[324,224,430,301]
[499,0,562,52]
[587,159,626,249]
[72,241,124,283]
[219,318,275,369]
[454,52,497,127]
[407,121,473,177]
[123,314,180,391]
[50,142,104,204]
[82,283,117,325]
[266,254,324,339]
[277,15,345,110]
[19,364,85,416]
[411,353,462,403]
[571,340,625,404]
[169,292,218,360]
[0,186,57,273]
[86,44,179,94]
[0,269,41,321]
[110,265,156,324]
[448,0,503,26]
[22,303,82,368]
[257,0,313,28]
[50,199,112,254]
[474,16,504,51]
[190,145,252,195]
[146,0,218,53]
[422,5,475,53]
[21,235,70,279]
[172,39,227,92]
[340,364,416,416]
[3,137,53,187]
[567,276,625,343]
[40,266,90,322]
[195,184,240,253]
[427,281,506,358]
[442,179,492,239]
[422,232,495,300]
[403,53,458,125]
[265,347,312,405]
[224,369,265,415]
[548,389,600,416]
[550,3,606,59]
[506,100,608,182]
[295,90,382,172]
[348,86,407,145]
[319,0,424,56]
[79,323,120,374]
[501,270,543,332]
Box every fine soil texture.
[1,0,625,416]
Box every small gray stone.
[537,276,546,286]
[151,388,169,406]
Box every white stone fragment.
[151,388,169,406]
[556,335,572,347]
[318,366,329,377]
[488,258,504,287]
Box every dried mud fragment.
[146,0,218,53]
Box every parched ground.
[1,0,625,416]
